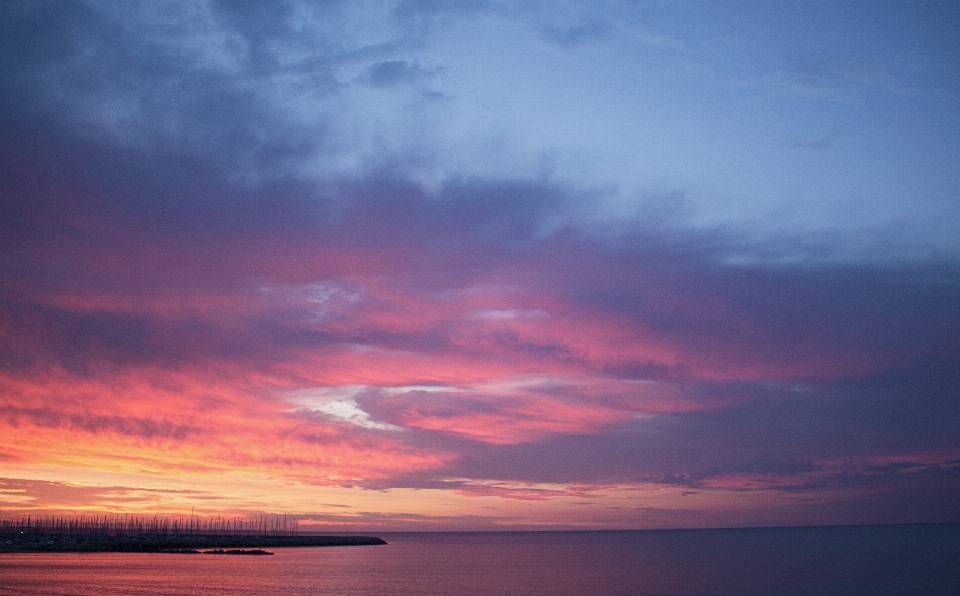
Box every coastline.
[0,534,387,553]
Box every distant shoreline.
[0,534,387,553]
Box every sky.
[1,0,959,531]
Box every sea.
[2,524,958,595]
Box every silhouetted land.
[0,533,386,552]
[0,516,386,552]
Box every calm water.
[2,524,958,595]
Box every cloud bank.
[2,0,959,528]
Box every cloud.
[0,360,453,483]
[0,0,368,180]
[356,376,711,445]
[392,0,507,31]
[2,0,960,528]
[782,132,843,150]
[469,309,550,320]
[1,406,199,441]
[364,60,425,87]
[296,510,517,531]
[448,479,608,501]
[3,125,959,496]
[658,457,960,495]
[541,21,610,48]
[286,386,404,431]
[0,477,212,510]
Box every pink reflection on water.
[2,526,956,596]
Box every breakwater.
[1,533,387,552]
[0,515,386,552]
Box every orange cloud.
[0,364,450,484]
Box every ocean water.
[1,524,958,595]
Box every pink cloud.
[354,376,712,445]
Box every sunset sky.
[2,0,959,531]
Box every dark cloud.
[211,0,300,46]
[365,60,425,87]
[1,406,199,440]
[655,456,822,488]
[668,365,960,460]
[369,364,960,494]
[560,249,960,380]
[0,0,343,180]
